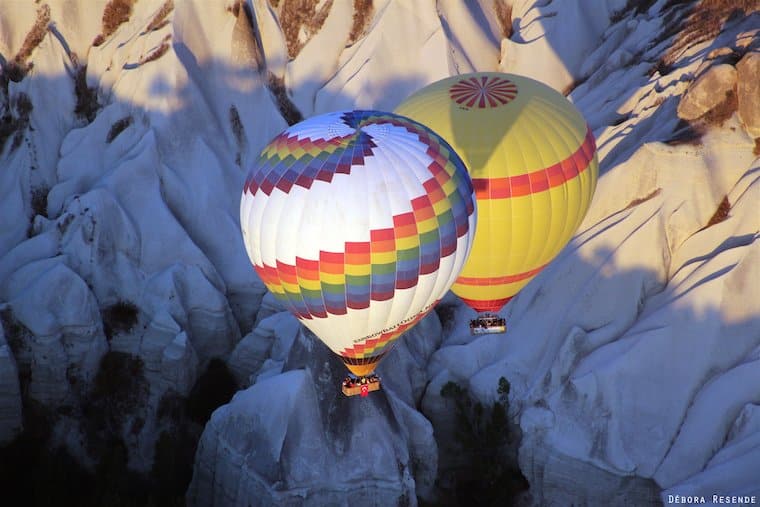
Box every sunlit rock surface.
[1,0,759,505]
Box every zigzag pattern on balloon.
[248,111,474,352]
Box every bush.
[434,301,458,333]
[267,72,303,126]
[74,65,100,123]
[186,358,238,424]
[83,351,148,447]
[30,185,48,218]
[657,0,759,74]
[0,92,33,153]
[101,300,139,341]
[439,377,529,506]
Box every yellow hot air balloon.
[395,73,598,332]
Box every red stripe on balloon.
[471,125,595,200]
[456,263,547,286]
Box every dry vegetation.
[30,185,48,219]
[348,0,373,45]
[754,138,760,156]
[704,195,731,228]
[279,0,333,59]
[494,0,513,39]
[623,188,662,210]
[144,0,174,33]
[145,0,173,33]
[140,35,171,64]
[267,72,303,125]
[0,93,33,154]
[94,0,136,46]
[230,106,245,167]
[74,65,100,123]
[14,4,50,65]
[654,0,760,75]
[2,4,50,82]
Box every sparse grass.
[279,0,333,59]
[101,300,139,341]
[704,195,731,228]
[145,0,174,33]
[494,0,513,39]
[348,0,373,45]
[267,72,303,125]
[655,0,760,75]
[94,0,135,46]
[106,115,133,143]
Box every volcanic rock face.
[1,0,760,505]
[736,52,760,137]
[187,321,441,507]
[676,64,737,121]
[0,323,22,444]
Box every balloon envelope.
[395,73,598,313]
[240,110,476,376]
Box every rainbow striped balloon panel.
[240,110,476,361]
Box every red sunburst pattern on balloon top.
[449,76,518,109]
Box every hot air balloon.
[395,73,598,334]
[240,110,476,395]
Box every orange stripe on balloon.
[472,125,595,200]
[456,263,547,286]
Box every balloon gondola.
[240,110,477,395]
[396,73,599,334]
